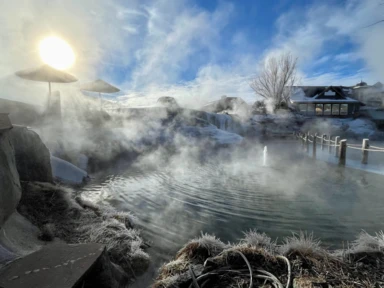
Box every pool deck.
[0,243,104,288]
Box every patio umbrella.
[15,64,77,109]
[80,79,120,110]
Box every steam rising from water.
[80,141,384,285]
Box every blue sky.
[1,0,384,106]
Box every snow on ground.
[51,156,88,185]
[179,124,243,145]
[303,117,378,139]
[251,110,301,136]
[343,118,376,137]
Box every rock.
[0,130,21,228]
[0,98,41,126]
[8,126,53,183]
[0,212,44,256]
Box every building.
[290,86,361,117]
[351,81,384,107]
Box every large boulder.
[8,126,53,183]
[0,130,21,228]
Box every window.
[324,90,336,96]
[332,104,340,115]
[324,104,331,115]
[316,104,323,115]
[340,104,348,115]
[299,104,307,114]
[307,104,315,115]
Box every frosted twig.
[277,255,291,288]
[234,251,253,288]
[257,269,284,288]
[189,266,200,288]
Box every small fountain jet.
[263,146,268,166]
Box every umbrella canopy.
[80,79,120,93]
[15,64,77,83]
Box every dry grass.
[154,231,384,288]
[350,231,384,253]
[279,232,324,257]
[17,181,150,280]
[175,233,226,262]
[241,229,276,253]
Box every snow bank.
[344,118,376,137]
[179,124,243,145]
[51,156,88,185]
[251,111,301,136]
[303,118,377,139]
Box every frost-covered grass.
[17,181,149,279]
[279,231,324,257]
[155,230,384,288]
[191,233,227,255]
[350,231,384,253]
[176,233,227,262]
[241,229,276,252]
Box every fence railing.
[294,132,384,166]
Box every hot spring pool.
[80,141,384,283]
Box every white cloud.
[1,0,383,109]
[262,0,384,86]
[334,52,361,63]
[314,55,331,66]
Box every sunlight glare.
[39,36,75,70]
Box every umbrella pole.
[47,82,51,111]
[99,92,102,111]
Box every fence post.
[305,133,309,153]
[335,136,340,157]
[301,133,305,149]
[313,133,317,158]
[362,138,369,164]
[321,134,326,150]
[328,135,332,153]
[339,139,347,166]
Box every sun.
[39,36,75,70]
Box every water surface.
[80,141,384,284]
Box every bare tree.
[250,52,298,110]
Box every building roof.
[355,81,368,87]
[352,81,384,92]
[290,86,360,104]
[373,81,383,88]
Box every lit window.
[340,104,348,115]
[316,104,323,115]
[332,104,340,115]
[324,104,331,115]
